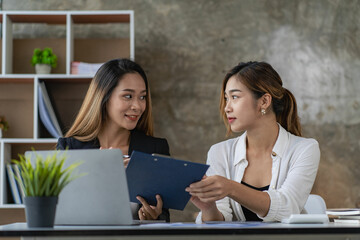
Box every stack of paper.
[38,82,63,138]
[326,208,360,224]
[71,61,103,75]
[281,214,329,224]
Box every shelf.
[38,78,91,137]
[0,10,135,207]
[7,14,67,24]
[2,10,133,24]
[0,138,58,143]
[0,77,34,83]
[74,38,130,64]
[0,204,24,208]
[13,38,67,74]
[0,80,34,138]
[0,74,93,78]
[4,142,58,161]
[0,140,58,205]
[71,13,130,23]
[2,10,134,74]
[0,208,25,225]
[38,76,92,83]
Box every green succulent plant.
[31,47,58,68]
[12,150,83,197]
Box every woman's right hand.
[190,195,217,211]
[186,175,226,221]
[187,175,217,211]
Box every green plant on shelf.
[31,47,58,68]
[12,150,84,197]
[0,116,9,131]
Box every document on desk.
[126,151,209,210]
[281,214,329,224]
[326,208,360,216]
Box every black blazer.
[57,129,170,156]
[56,129,170,222]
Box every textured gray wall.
[4,0,360,222]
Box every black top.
[56,129,170,222]
[241,181,269,221]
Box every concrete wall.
[3,0,360,221]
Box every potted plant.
[31,47,58,74]
[0,116,9,138]
[12,150,82,228]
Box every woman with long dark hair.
[57,58,170,222]
[187,61,320,222]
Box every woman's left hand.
[123,157,130,168]
[137,195,163,220]
[186,175,233,203]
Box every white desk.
[1,222,360,240]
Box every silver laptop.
[25,149,134,225]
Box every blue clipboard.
[126,151,209,210]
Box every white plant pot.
[35,64,51,74]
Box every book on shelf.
[38,81,63,138]
[12,164,25,202]
[71,61,103,75]
[6,164,22,204]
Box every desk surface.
[1,222,360,238]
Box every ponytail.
[276,88,302,136]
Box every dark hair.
[66,58,153,140]
[220,61,302,136]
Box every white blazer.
[196,124,320,223]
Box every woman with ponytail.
[187,61,320,222]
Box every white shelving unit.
[0,10,134,207]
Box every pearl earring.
[261,109,266,115]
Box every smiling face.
[224,76,261,132]
[106,73,147,131]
